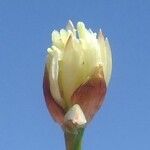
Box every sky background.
[0,0,150,150]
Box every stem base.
[64,128,84,150]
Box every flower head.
[43,20,112,128]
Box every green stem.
[64,128,84,150]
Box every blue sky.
[0,0,150,149]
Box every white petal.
[105,38,112,85]
[47,48,64,107]
[66,20,75,32]
[77,22,87,38]
[52,30,63,49]
[98,31,108,84]
[60,29,73,47]
[51,46,63,60]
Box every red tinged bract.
[71,66,106,122]
[43,67,65,124]
[43,65,106,125]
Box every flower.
[43,20,112,129]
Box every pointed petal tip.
[47,48,52,53]
[66,20,75,31]
[65,34,73,49]
[52,29,58,34]
[68,20,73,25]
[105,37,109,42]
[77,21,86,30]
[98,29,104,39]
[99,28,102,33]
[105,37,111,49]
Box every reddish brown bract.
[43,67,65,124]
[43,66,106,125]
[71,67,107,122]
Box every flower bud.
[43,20,112,128]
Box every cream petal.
[98,31,108,84]
[105,38,112,85]
[52,30,60,43]
[65,34,74,50]
[47,49,64,107]
[52,30,63,48]
[88,28,97,38]
[61,48,82,106]
[77,22,88,39]
[51,46,63,60]
[66,20,75,32]
[60,29,72,47]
